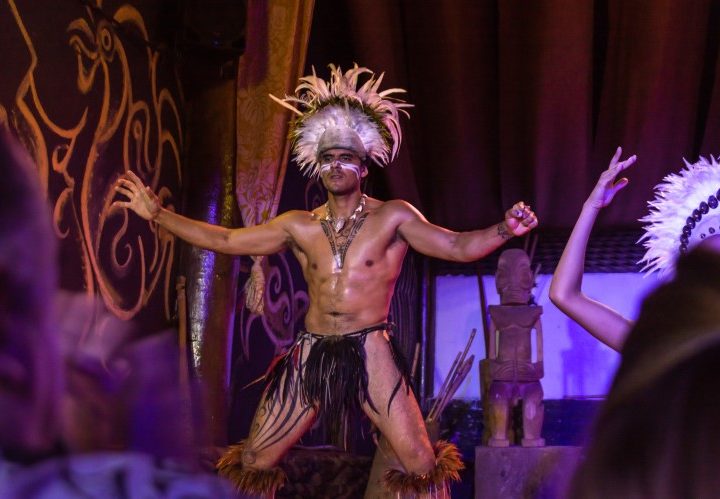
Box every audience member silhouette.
[0,127,238,497]
[569,239,720,498]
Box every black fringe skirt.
[263,322,410,447]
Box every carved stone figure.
[483,248,545,447]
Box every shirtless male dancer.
[114,65,538,498]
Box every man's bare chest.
[292,214,402,268]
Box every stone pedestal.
[475,446,582,499]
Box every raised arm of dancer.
[397,200,538,262]
[548,147,636,351]
[113,171,289,256]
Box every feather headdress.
[270,64,412,178]
[639,155,720,277]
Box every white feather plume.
[639,155,720,277]
[270,64,412,178]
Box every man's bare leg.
[362,331,462,498]
[218,339,318,498]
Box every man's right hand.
[586,146,637,209]
[112,171,161,221]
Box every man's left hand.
[504,201,538,237]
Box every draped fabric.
[307,0,720,231]
[235,0,314,313]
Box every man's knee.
[400,440,436,475]
[217,439,281,471]
[241,439,282,470]
[383,440,464,495]
[217,439,287,496]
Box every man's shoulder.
[274,209,317,223]
[369,199,421,223]
[370,198,414,214]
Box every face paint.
[319,161,361,178]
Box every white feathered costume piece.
[270,64,412,178]
[639,156,720,277]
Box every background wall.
[0,0,184,331]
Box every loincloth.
[263,322,410,447]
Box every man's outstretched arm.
[548,147,636,351]
[113,171,289,256]
[396,200,538,262]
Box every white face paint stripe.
[319,161,361,178]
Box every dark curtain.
[309,0,720,231]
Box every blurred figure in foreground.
[0,127,237,497]
[569,240,720,498]
[0,126,63,464]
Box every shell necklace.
[323,194,367,233]
[320,194,369,269]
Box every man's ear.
[360,164,369,178]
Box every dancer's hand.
[503,201,538,237]
[112,171,161,220]
[586,147,637,209]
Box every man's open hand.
[112,171,161,221]
[586,146,637,210]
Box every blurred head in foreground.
[0,126,62,459]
